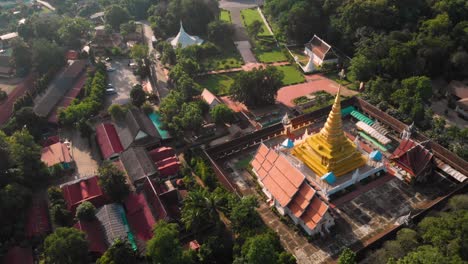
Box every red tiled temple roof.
[74,220,107,254]
[391,139,433,176]
[148,146,176,162]
[62,176,107,213]
[41,142,72,167]
[156,156,180,177]
[252,143,329,231]
[251,144,304,207]
[96,123,124,160]
[124,193,156,241]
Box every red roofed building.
[148,146,175,162]
[74,220,107,256]
[149,146,180,178]
[391,139,433,182]
[124,193,156,242]
[2,246,33,264]
[251,143,334,236]
[41,142,73,168]
[201,88,221,109]
[61,176,108,214]
[25,194,50,238]
[156,157,180,178]
[96,123,124,160]
[143,177,168,220]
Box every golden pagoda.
[291,87,366,177]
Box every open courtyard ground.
[277,74,358,107]
[104,59,140,109]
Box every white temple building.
[167,22,204,49]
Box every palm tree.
[181,189,221,233]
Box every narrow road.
[219,0,259,64]
[139,21,170,99]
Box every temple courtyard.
[214,92,460,263]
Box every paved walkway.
[220,0,259,64]
[202,61,290,75]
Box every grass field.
[240,8,271,37]
[196,73,237,95]
[201,42,243,71]
[275,65,305,86]
[254,47,288,63]
[220,9,231,23]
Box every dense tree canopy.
[105,5,131,30]
[98,161,130,202]
[146,221,190,264]
[231,66,284,107]
[97,239,137,264]
[148,0,219,39]
[210,104,234,124]
[76,201,96,221]
[44,227,89,264]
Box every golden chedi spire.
[291,87,366,177]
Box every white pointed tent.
[168,22,203,49]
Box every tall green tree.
[75,201,96,221]
[146,221,190,264]
[58,17,91,48]
[105,5,131,30]
[338,248,356,264]
[230,196,262,235]
[240,232,281,264]
[43,227,89,264]
[10,37,31,73]
[210,104,234,124]
[130,85,147,107]
[231,66,283,107]
[31,39,65,75]
[98,161,130,202]
[181,189,222,233]
[97,239,137,264]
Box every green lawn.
[196,73,237,96]
[274,65,305,86]
[254,47,288,63]
[201,42,243,71]
[240,8,271,37]
[220,10,231,23]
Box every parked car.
[105,88,117,95]
[105,57,112,62]
[107,83,113,88]
[106,67,116,72]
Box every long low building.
[33,60,87,118]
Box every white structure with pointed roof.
[167,22,203,49]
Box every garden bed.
[220,9,231,23]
